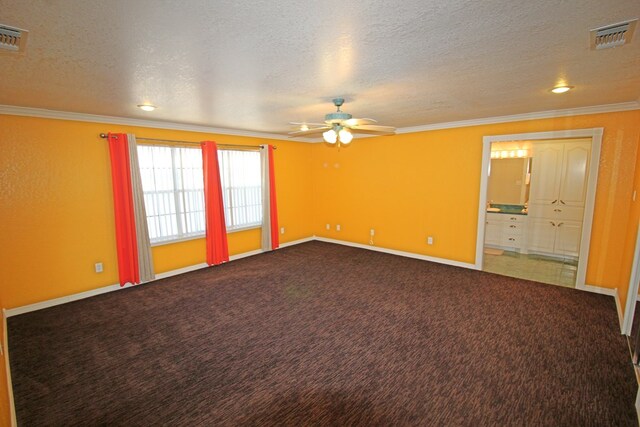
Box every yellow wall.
[0,115,313,308]
[1,110,640,311]
[623,131,640,304]
[311,110,640,306]
[0,296,10,427]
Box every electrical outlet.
[370,229,375,236]
[95,262,103,273]
[336,224,341,231]
[427,236,434,245]
[280,227,285,234]
[326,224,330,230]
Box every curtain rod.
[98,133,275,150]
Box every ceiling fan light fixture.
[137,103,156,111]
[338,129,353,144]
[323,129,337,144]
[550,85,573,94]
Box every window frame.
[138,144,207,245]
[138,144,263,246]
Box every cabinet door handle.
[510,225,516,228]
[554,209,561,212]
[557,222,563,227]
[550,221,556,226]
[510,217,517,220]
[508,238,515,241]
[560,200,566,205]
[551,199,558,204]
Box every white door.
[529,143,563,206]
[527,218,557,253]
[558,142,590,208]
[485,220,503,246]
[554,221,582,257]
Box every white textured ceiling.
[1,0,639,135]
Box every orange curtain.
[201,141,229,265]
[267,145,279,249]
[107,133,140,286]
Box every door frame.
[623,220,640,335]
[474,128,603,290]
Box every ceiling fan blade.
[349,124,396,134]
[342,118,378,127]
[288,126,330,137]
[289,122,328,127]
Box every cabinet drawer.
[503,223,525,234]
[529,204,583,221]
[501,235,523,247]
[502,214,527,223]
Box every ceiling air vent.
[590,19,637,50]
[0,24,28,54]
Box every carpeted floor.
[8,241,638,425]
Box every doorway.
[475,129,603,291]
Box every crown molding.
[0,104,313,143]
[1,101,638,143]
[396,101,640,134]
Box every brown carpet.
[8,241,638,426]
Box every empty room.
[1,1,640,425]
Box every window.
[218,150,262,231]
[137,145,262,244]
[138,145,206,243]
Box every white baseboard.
[4,236,621,321]
[154,263,209,280]
[3,309,17,426]
[314,236,477,270]
[636,386,640,426]
[280,237,315,248]
[615,291,624,333]
[5,237,316,317]
[5,283,124,317]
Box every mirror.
[487,157,531,205]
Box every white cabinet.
[527,218,581,257]
[527,141,590,258]
[485,213,528,251]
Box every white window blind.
[218,150,262,231]
[137,145,262,243]
[138,145,206,243]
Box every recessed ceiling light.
[550,86,573,94]
[137,104,156,111]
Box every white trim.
[397,102,639,134]
[1,102,638,145]
[635,386,640,423]
[0,105,310,143]
[475,139,493,269]
[636,387,640,426]
[154,263,208,280]
[5,284,124,317]
[314,237,477,270]
[624,221,640,335]
[2,309,17,427]
[615,290,624,333]
[5,235,620,319]
[475,128,603,294]
[4,237,315,317]
[280,236,315,248]
[578,283,618,297]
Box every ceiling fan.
[289,98,396,146]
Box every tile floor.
[483,249,578,288]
